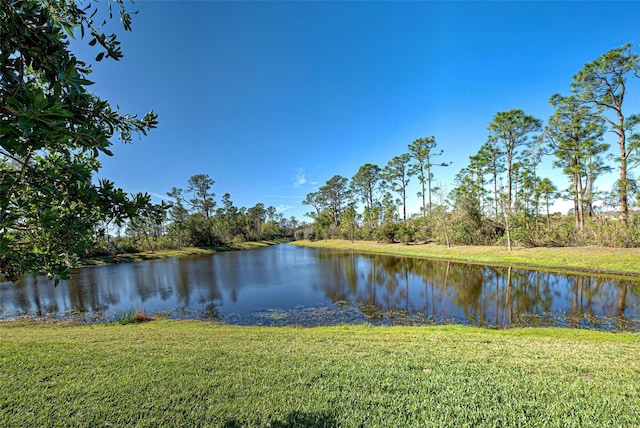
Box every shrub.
[114,308,154,325]
[396,223,416,244]
[376,222,399,243]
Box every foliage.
[350,163,383,227]
[586,216,640,248]
[187,173,216,218]
[382,154,412,221]
[339,205,358,242]
[408,136,449,215]
[546,93,607,232]
[158,176,297,250]
[0,0,157,281]
[571,43,640,224]
[376,221,399,243]
[395,222,415,244]
[487,109,542,206]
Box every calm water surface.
[1,244,639,330]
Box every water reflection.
[0,244,638,330]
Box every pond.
[1,244,639,330]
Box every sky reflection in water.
[0,244,638,330]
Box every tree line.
[303,43,640,248]
[99,173,297,256]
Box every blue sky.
[73,1,640,220]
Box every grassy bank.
[0,321,638,427]
[81,241,279,266]
[292,239,640,277]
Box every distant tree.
[536,178,557,232]
[450,172,488,246]
[266,206,278,222]
[351,163,382,227]
[380,192,399,224]
[339,204,358,242]
[408,136,450,215]
[278,215,298,239]
[487,109,542,210]
[127,202,170,254]
[318,175,351,227]
[466,152,490,215]
[432,184,451,247]
[187,174,216,219]
[0,0,157,281]
[571,43,640,225]
[383,154,413,221]
[246,203,266,241]
[261,205,281,240]
[476,140,504,218]
[302,191,324,220]
[167,187,189,249]
[546,94,607,231]
[487,110,542,250]
[520,140,547,222]
[217,193,241,242]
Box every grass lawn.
[292,239,640,277]
[1,321,639,427]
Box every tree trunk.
[402,192,407,222]
[427,166,432,214]
[545,197,551,232]
[421,174,427,217]
[507,154,513,209]
[144,231,155,254]
[619,137,628,225]
[493,170,499,219]
[505,209,512,251]
[576,172,584,232]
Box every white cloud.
[148,192,168,201]
[293,168,307,188]
[266,195,303,200]
[276,204,293,213]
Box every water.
[1,244,639,330]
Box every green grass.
[292,239,640,277]
[81,241,280,266]
[0,321,638,427]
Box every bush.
[412,216,434,242]
[300,226,315,241]
[587,216,640,247]
[376,222,399,243]
[396,223,416,244]
[117,238,142,254]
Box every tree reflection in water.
[0,245,638,330]
[314,249,640,330]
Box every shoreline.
[80,240,281,267]
[291,239,640,278]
